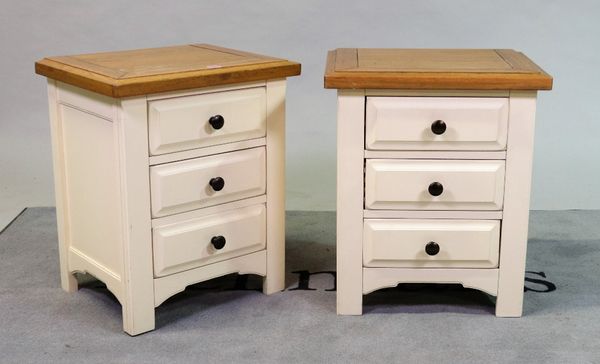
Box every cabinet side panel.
[59,104,124,279]
[47,80,78,292]
[56,81,116,119]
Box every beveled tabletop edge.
[35,44,301,98]
[324,48,553,90]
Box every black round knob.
[428,182,444,196]
[425,241,440,256]
[431,120,446,135]
[209,177,225,191]
[211,235,226,250]
[208,115,225,130]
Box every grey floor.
[1,208,599,363]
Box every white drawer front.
[365,97,508,151]
[363,219,500,268]
[153,204,266,277]
[150,147,266,217]
[365,159,505,210]
[148,87,266,155]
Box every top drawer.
[365,97,508,151]
[148,87,266,155]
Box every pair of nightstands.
[36,45,552,335]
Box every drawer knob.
[428,182,444,196]
[211,235,226,250]
[431,119,446,135]
[209,177,225,191]
[425,241,440,256]
[209,114,225,130]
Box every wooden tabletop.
[324,49,552,90]
[36,44,301,97]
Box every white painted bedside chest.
[35,44,300,335]
[324,49,552,316]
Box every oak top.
[36,44,301,97]
[324,48,552,90]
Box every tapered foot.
[61,272,78,293]
[122,303,155,336]
[263,274,284,295]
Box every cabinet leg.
[495,281,524,317]
[263,259,285,295]
[122,299,155,336]
[264,78,286,296]
[337,287,363,315]
[60,269,78,293]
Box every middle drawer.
[365,159,505,210]
[150,147,266,217]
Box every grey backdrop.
[1,0,599,219]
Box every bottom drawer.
[363,219,500,268]
[153,203,266,277]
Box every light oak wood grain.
[36,44,300,97]
[324,48,552,90]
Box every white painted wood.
[333,84,540,315]
[58,104,124,280]
[148,87,266,155]
[150,147,266,217]
[151,195,266,228]
[69,247,123,303]
[365,159,505,210]
[115,96,156,335]
[496,91,538,317]
[149,138,265,166]
[363,209,502,220]
[366,97,508,151]
[153,204,266,277]
[363,219,500,268]
[56,81,116,120]
[365,89,509,97]
[364,150,506,160]
[50,82,156,335]
[47,80,78,293]
[336,90,366,315]
[146,81,265,101]
[45,76,286,334]
[154,250,267,307]
[363,268,499,296]
[263,79,286,295]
